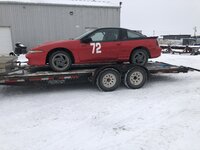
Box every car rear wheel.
[49,51,72,72]
[131,49,149,66]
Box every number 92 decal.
[90,43,102,54]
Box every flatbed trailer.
[160,45,200,55]
[0,61,199,91]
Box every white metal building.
[0,0,121,54]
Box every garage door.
[0,27,13,55]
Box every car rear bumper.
[151,47,162,58]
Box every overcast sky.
[112,0,200,36]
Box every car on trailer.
[26,28,161,72]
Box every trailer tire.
[49,51,72,72]
[96,68,121,92]
[124,67,147,89]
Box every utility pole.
[153,30,155,36]
[193,26,197,37]
[193,26,197,44]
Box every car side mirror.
[81,37,92,43]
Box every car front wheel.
[49,51,72,72]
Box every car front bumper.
[26,52,47,66]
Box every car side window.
[127,30,143,39]
[90,32,104,42]
[121,29,128,40]
[89,29,119,42]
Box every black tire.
[124,67,147,89]
[131,49,149,66]
[96,68,121,92]
[49,51,72,72]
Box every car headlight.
[28,50,44,54]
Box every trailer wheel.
[124,67,147,89]
[96,68,121,92]
[49,51,72,72]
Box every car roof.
[95,27,142,33]
[95,27,125,30]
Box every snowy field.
[0,54,200,150]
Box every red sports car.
[26,28,161,71]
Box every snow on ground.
[0,54,200,150]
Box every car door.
[78,28,121,63]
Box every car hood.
[32,39,79,50]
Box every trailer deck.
[0,61,199,87]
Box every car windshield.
[74,30,94,40]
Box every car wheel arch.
[46,48,75,64]
[129,46,151,61]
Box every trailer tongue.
[0,60,199,91]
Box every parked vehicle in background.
[26,28,161,72]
